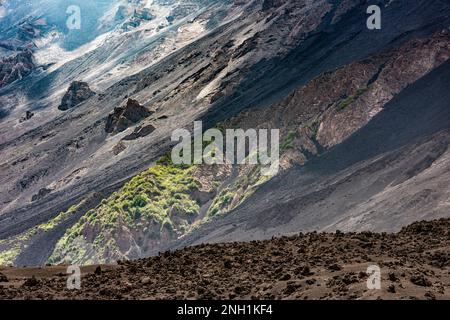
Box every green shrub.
[281,130,296,151]
[132,194,148,207]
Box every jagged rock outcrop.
[121,8,155,30]
[31,188,52,202]
[0,50,34,88]
[58,81,95,111]
[105,99,152,134]
[19,111,34,123]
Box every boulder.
[31,188,52,202]
[0,272,8,283]
[19,110,34,123]
[105,99,152,134]
[58,81,95,111]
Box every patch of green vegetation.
[38,204,79,232]
[337,87,370,111]
[0,203,83,266]
[49,160,202,265]
[47,124,279,265]
[281,130,296,151]
[0,230,38,266]
[0,247,21,266]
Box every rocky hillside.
[175,57,450,249]
[1,0,450,266]
[0,219,448,300]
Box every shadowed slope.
[172,59,450,248]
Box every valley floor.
[0,219,448,300]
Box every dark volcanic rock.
[31,188,52,202]
[94,266,102,275]
[410,274,432,287]
[112,141,127,155]
[22,276,39,287]
[0,273,8,283]
[58,81,95,111]
[0,50,34,88]
[19,111,34,123]
[123,124,156,141]
[105,99,152,134]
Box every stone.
[0,272,8,283]
[58,81,95,111]
[105,99,152,134]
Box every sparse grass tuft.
[281,130,296,151]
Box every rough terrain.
[0,219,448,300]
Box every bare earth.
[0,219,448,300]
